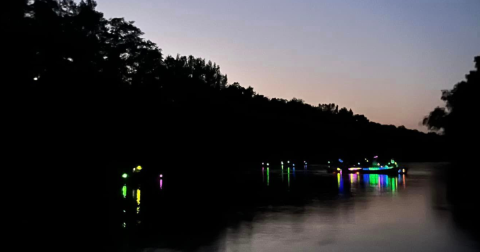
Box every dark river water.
[109,162,479,252]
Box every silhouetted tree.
[423,56,479,161]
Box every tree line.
[5,0,447,171]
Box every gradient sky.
[95,0,480,131]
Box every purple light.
[160,179,163,190]
[159,174,163,178]
[374,156,378,158]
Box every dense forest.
[6,0,447,172]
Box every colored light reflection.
[136,188,141,206]
[160,179,163,190]
[391,177,397,192]
[337,173,344,192]
[348,167,362,171]
[355,174,401,192]
[122,185,127,198]
[267,168,270,186]
[350,174,358,184]
[288,167,291,188]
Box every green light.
[288,168,290,188]
[122,173,128,179]
[267,168,270,186]
[122,185,127,198]
[391,178,397,192]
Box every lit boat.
[331,156,407,174]
[345,166,408,174]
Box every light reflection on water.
[115,163,479,252]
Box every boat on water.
[329,156,407,174]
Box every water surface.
[111,163,478,252]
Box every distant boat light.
[122,173,128,179]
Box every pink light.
[160,179,163,190]
[348,168,362,171]
[159,174,163,178]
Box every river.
[109,162,479,252]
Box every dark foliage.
[423,56,479,160]
[6,0,446,172]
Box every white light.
[33,77,38,81]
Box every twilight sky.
[95,0,480,131]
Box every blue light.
[339,159,344,163]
